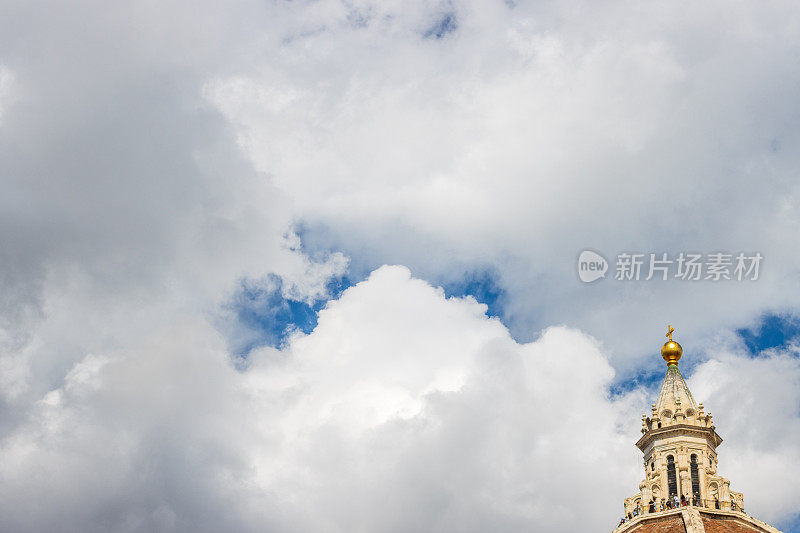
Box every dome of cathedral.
[616,510,777,532]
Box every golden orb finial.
[661,324,683,366]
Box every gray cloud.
[205,0,800,364]
[1,1,799,531]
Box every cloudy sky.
[2,1,800,531]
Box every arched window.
[667,455,678,498]
[690,454,700,498]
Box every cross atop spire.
[661,325,683,366]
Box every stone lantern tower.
[613,326,781,533]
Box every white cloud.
[0,0,337,402]
[1,1,799,531]
[0,267,646,532]
[205,0,800,362]
[1,257,797,531]
[689,345,800,524]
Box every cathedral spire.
[654,327,699,421]
[611,329,782,532]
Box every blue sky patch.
[609,366,665,400]
[442,269,505,319]
[290,223,508,320]
[221,227,360,358]
[324,272,355,301]
[779,514,800,533]
[227,275,336,357]
[737,312,800,354]
[225,253,508,359]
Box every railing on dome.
[614,498,747,530]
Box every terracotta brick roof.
[701,515,766,532]
[624,514,686,532]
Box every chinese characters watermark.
[578,251,762,283]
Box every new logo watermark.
[577,250,762,283]
[578,250,609,283]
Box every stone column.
[698,453,708,503]
[680,471,692,502]
[641,484,652,514]
[721,479,732,510]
